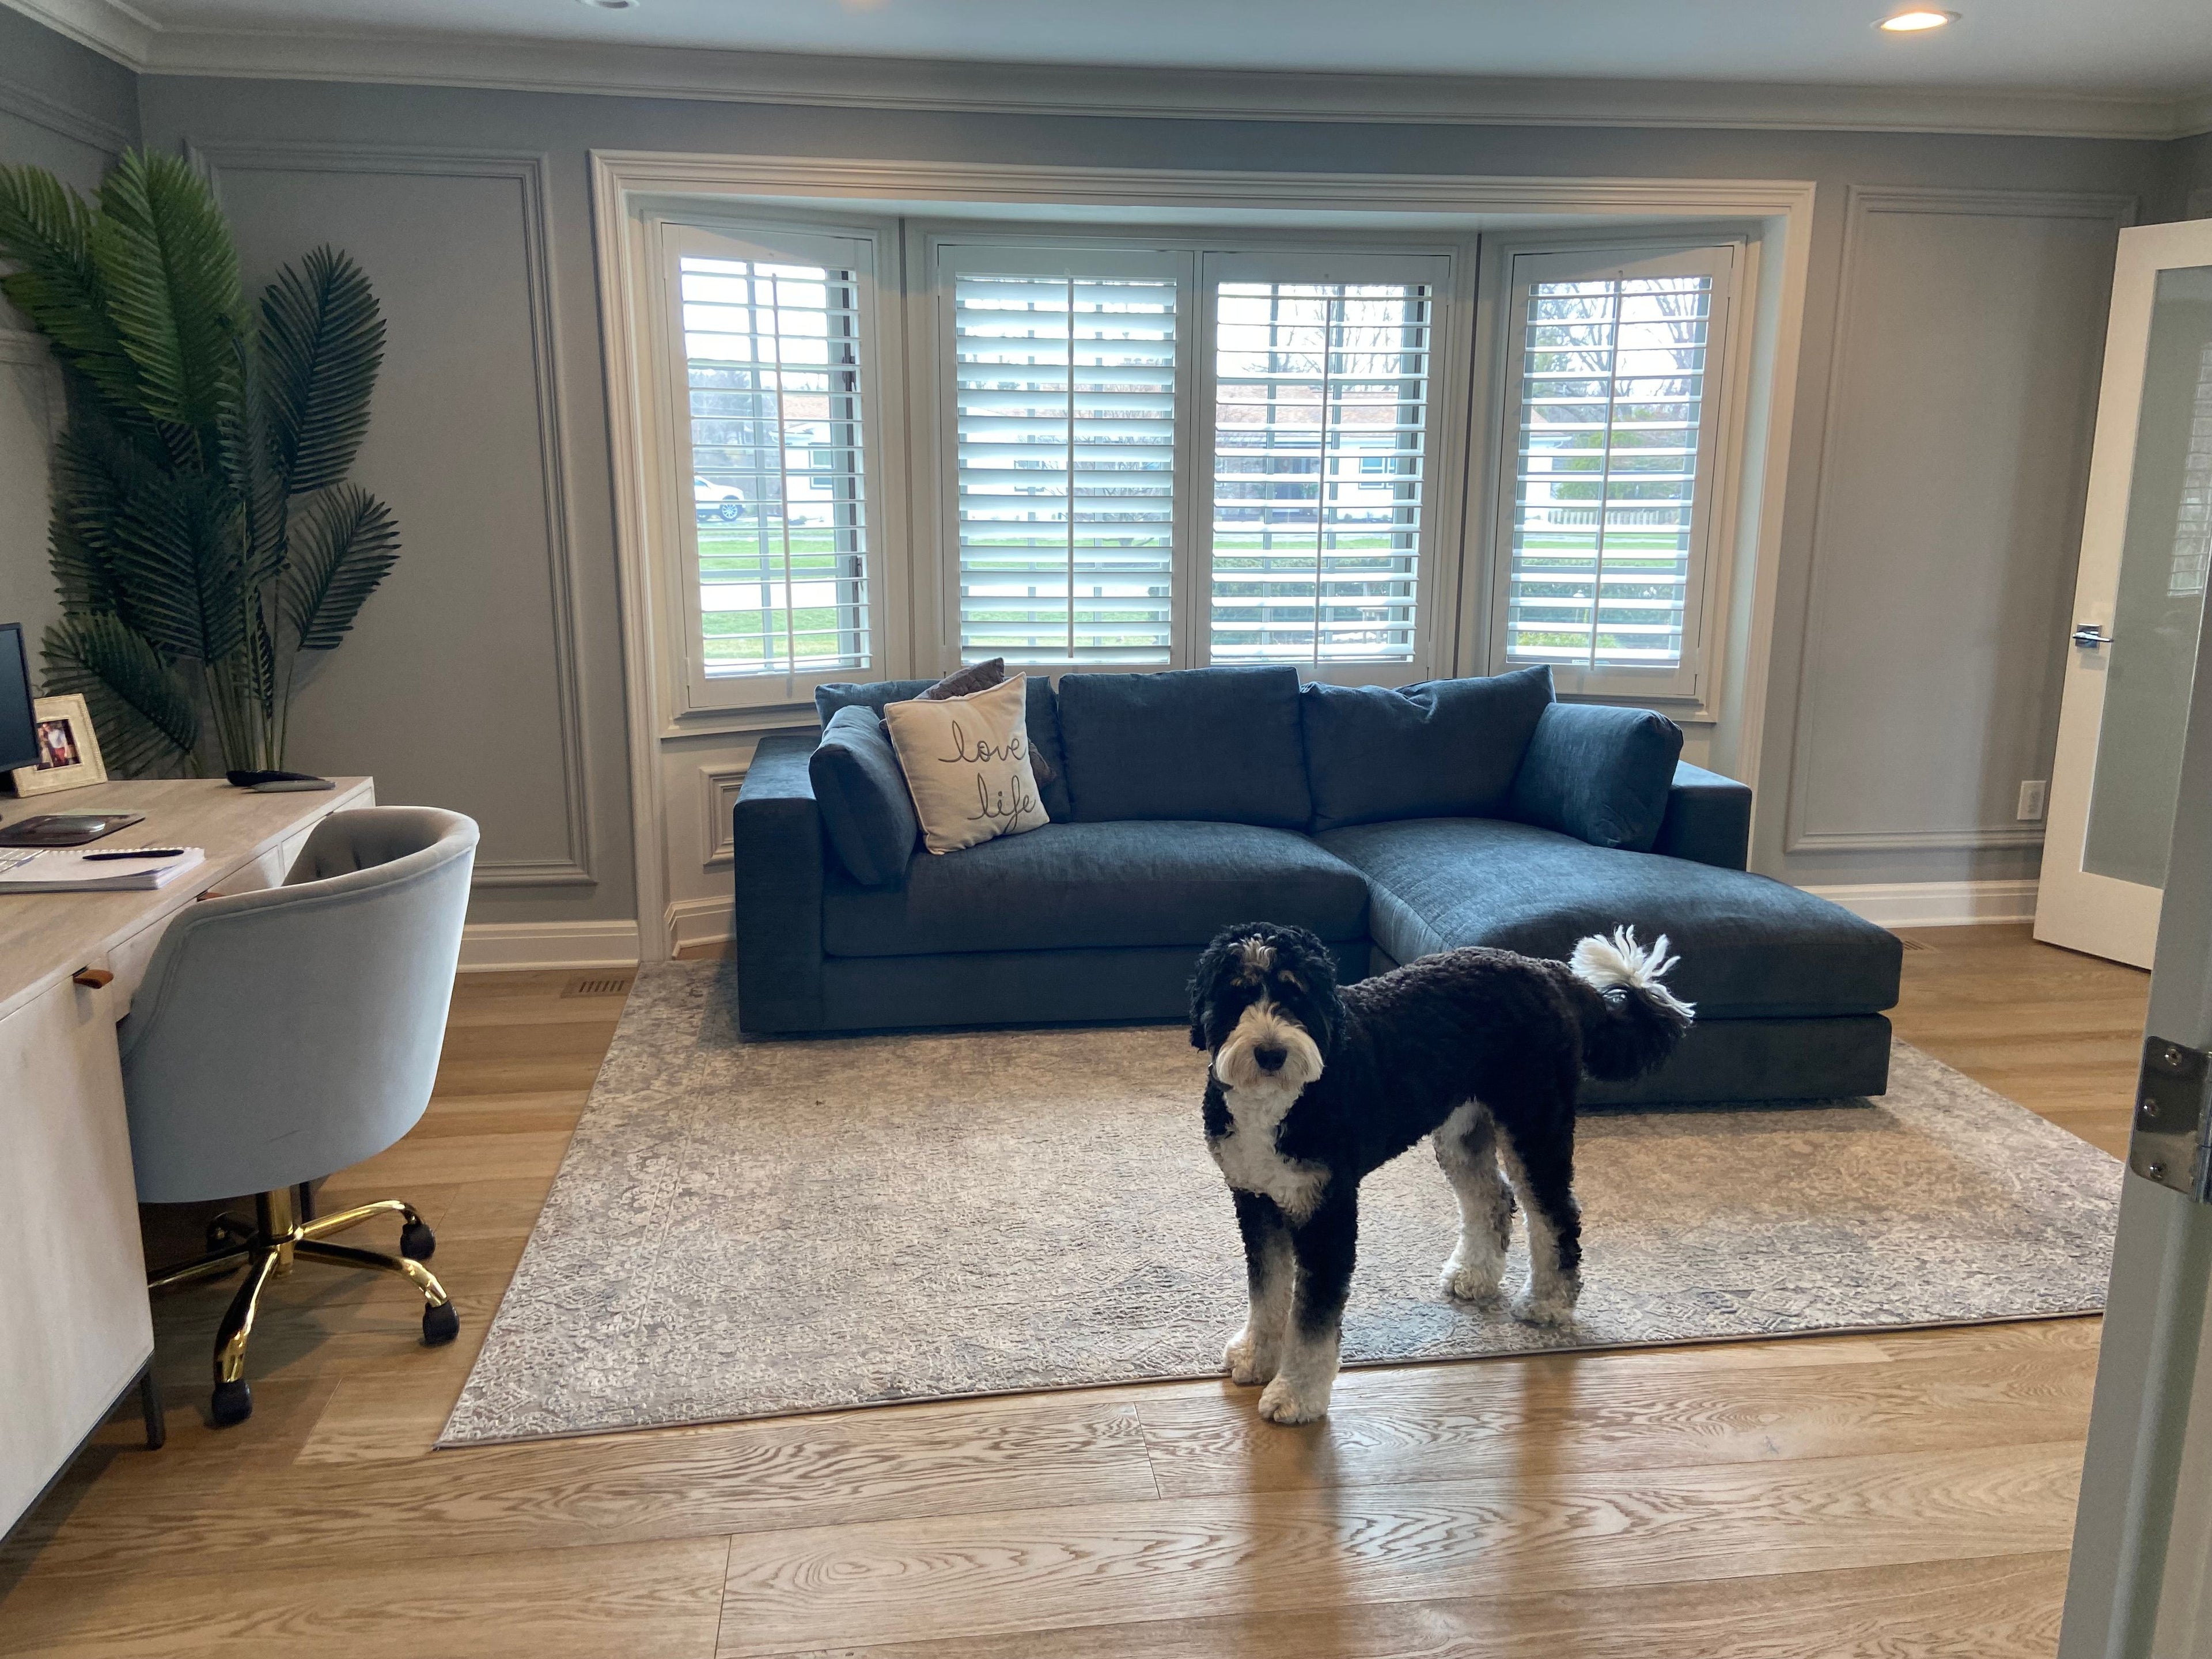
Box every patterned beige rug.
[441,962,2121,1446]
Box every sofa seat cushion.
[1318,817,1900,1019]
[824,820,1369,958]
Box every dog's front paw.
[1256,1374,1332,1425]
[1439,1243,1505,1305]
[1223,1324,1279,1387]
[1511,1276,1581,1329]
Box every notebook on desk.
[0,846,206,892]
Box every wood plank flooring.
[0,926,2147,1657]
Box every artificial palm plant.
[0,149,399,775]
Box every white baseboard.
[668,897,735,954]
[459,919,643,972]
[1800,878,2040,930]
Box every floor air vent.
[562,974,636,999]
[1897,938,1934,953]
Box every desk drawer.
[202,845,287,898]
[105,914,172,1015]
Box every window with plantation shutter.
[1496,243,1735,698]
[661,221,880,704]
[1208,259,1446,672]
[945,251,1182,665]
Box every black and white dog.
[1189,921,1693,1424]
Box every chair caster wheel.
[400,1221,436,1262]
[211,1378,253,1427]
[423,1301,459,1346]
[205,1217,248,1256]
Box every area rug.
[440,961,2122,1446]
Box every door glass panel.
[2084,266,2212,888]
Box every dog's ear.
[1280,927,1343,1053]
[1188,934,1231,1049]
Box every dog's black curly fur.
[1188,920,1692,1423]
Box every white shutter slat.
[1505,271,1713,674]
[1209,280,1433,665]
[680,253,871,678]
[953,268,1179,665]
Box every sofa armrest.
[732,734,827,1033]
[1653,760,1752,871]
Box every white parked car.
[694,476,748,524]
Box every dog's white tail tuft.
[1570,926,1695,1020]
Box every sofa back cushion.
[818,675,1070,821]
[1509,702,1684,852]
[808,706,919,888]
[1055,665,1310,828]
[1299,666,1554,834]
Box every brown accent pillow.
[919,658,1056,786]
[919,658,1006,702]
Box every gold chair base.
[149,1188,455,1426]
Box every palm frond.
[103,466,247,665]
[283,484,399,650]
[0,164,141,410]
[89,151,244,439]
[261,246,383,497]
[41,612,199,775]
[221,332,286,587]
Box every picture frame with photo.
[7,694,108,797]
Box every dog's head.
[1188,923,1340,1095]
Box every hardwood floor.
[0,926,2147,1657]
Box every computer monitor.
[0,623,37,774]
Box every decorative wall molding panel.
[0,63,130,151]
[1784,183,2137,859]
[191,141,599,893]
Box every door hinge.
[2130,1036,2212,1202]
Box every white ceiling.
[101,0,2212,96]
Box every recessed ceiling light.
[1878,9,1959,30]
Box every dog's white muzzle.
[1212,999,1324,1094]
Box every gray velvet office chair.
[121,806,479,1427]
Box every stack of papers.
[0,846,206,892]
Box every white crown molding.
[0,6,2192,144]
[0,0,154,66]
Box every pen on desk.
[80,847,187,861]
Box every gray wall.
[0,33,2191,923]
[2170,131,2212,217]
[0,7,138,672]
[134,74,2183,921]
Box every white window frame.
[916,226,1469,682]
[1195,248,1459,685]
[929,239,1199,672]
[1485,237,1744,707]
[646,211,900,715]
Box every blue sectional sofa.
[732,664,1902,1104]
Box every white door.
[2056,516,2212,1657]
[2038,221,2212,967]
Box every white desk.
[0,777,373,1536]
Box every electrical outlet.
[2018,779,2048,822]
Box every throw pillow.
[1055,665,1310,828]
[919,657,1006,701]
[808,707,919,888]
[882,673,1050,854]
[816,667,1070,819]
[1300,666,1554,833]
[1508,702,1684,853]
